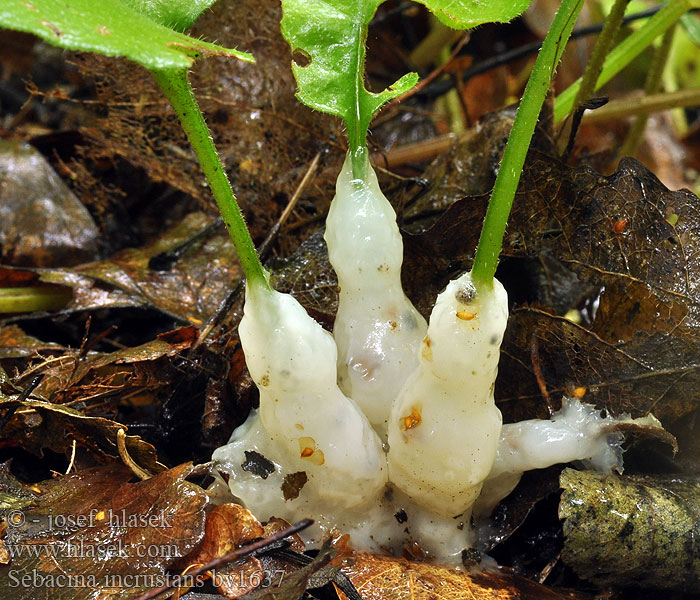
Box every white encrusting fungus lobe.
[227,281,387,508]
[324,154,427,437]
[388,272,508,517]
[213,153,665,563]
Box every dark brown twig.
[0,374,44,432]
[133,519,314,600]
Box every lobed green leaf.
[280,0,530,156]
[281,0,412,155]
[0,0,253,72]
[413,0,531,29]
[120,0,219,32]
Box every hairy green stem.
[151,68,269,290]
[618,24,676,157]
[350,144,369,180]
[571,0,630,113]
[471,0,585,288]
[554,0,694,123]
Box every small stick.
[0,374,44,432]
[116,428,152,481]
[538,553,560,584]
[133,519,314,600]
[65,439,77,475]
[193,153,321,350]
[372,133,457,167]
[530,335,554,417]
[257,151,321,259]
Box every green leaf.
[414,0,532,28]
[280,0,530,161]
[680,12,700,47]
[120,0,218,32]
[281,0,414,157]
[0,0,253,71]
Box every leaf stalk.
[471,0,585,288]
[151,68,269,290]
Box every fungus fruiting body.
[212,156,658,562]
[213,0,661,565]
[324,153,426,437]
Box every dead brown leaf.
[402,124,700,425]
[343,553,587,600]
[0,140,100,268]
[0,396,162,473]
[0,462,207,599]
[180,504,265,599]
[75,213,242,324]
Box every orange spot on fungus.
[421,337,432,361]
[456,310,475,321]
[401,407,422,431]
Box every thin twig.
[0,374,44,432]
[372,133,458,168]
[530,335,554,417]
[65,439,77,475]
[257,152,321,259]
[116,428,152,481]
[193,153,321,350]
[133,519,314,600]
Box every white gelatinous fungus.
[387,272,508,517]
[212,283,386,519]
[325,154,426,435]
[474,397,664,517]
[213,165,666,564]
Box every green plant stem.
[151,68,269,290]
[409,18,462,69]
[618,24,675,157]
[440,44,466,133]
[0,287,71,313]
[554,0,695,123]
[350,144,369,180]
[471,0,585,288]
[571,0,630,114]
